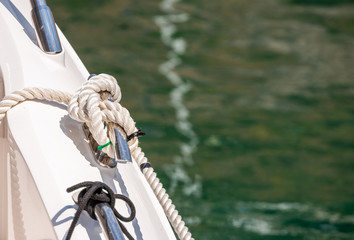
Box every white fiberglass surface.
[6,101,175,239]
[0,0,176,239]
[0,0,89,94]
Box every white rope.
[0,73,194,240]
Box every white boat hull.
[0,0,176,239]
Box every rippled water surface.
[52,0,354,239]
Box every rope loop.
[66,181,135,240]
[67,74,137,158]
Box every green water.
[51,0,354,239]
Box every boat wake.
[154,0,201,197]
[231,201,354,238]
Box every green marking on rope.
[98,141,112,151]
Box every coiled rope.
[0,73,194,240]
[66,181,136,240]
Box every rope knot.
[66,181,136,240]
[67,74,137,158]
[74,182,114,219]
